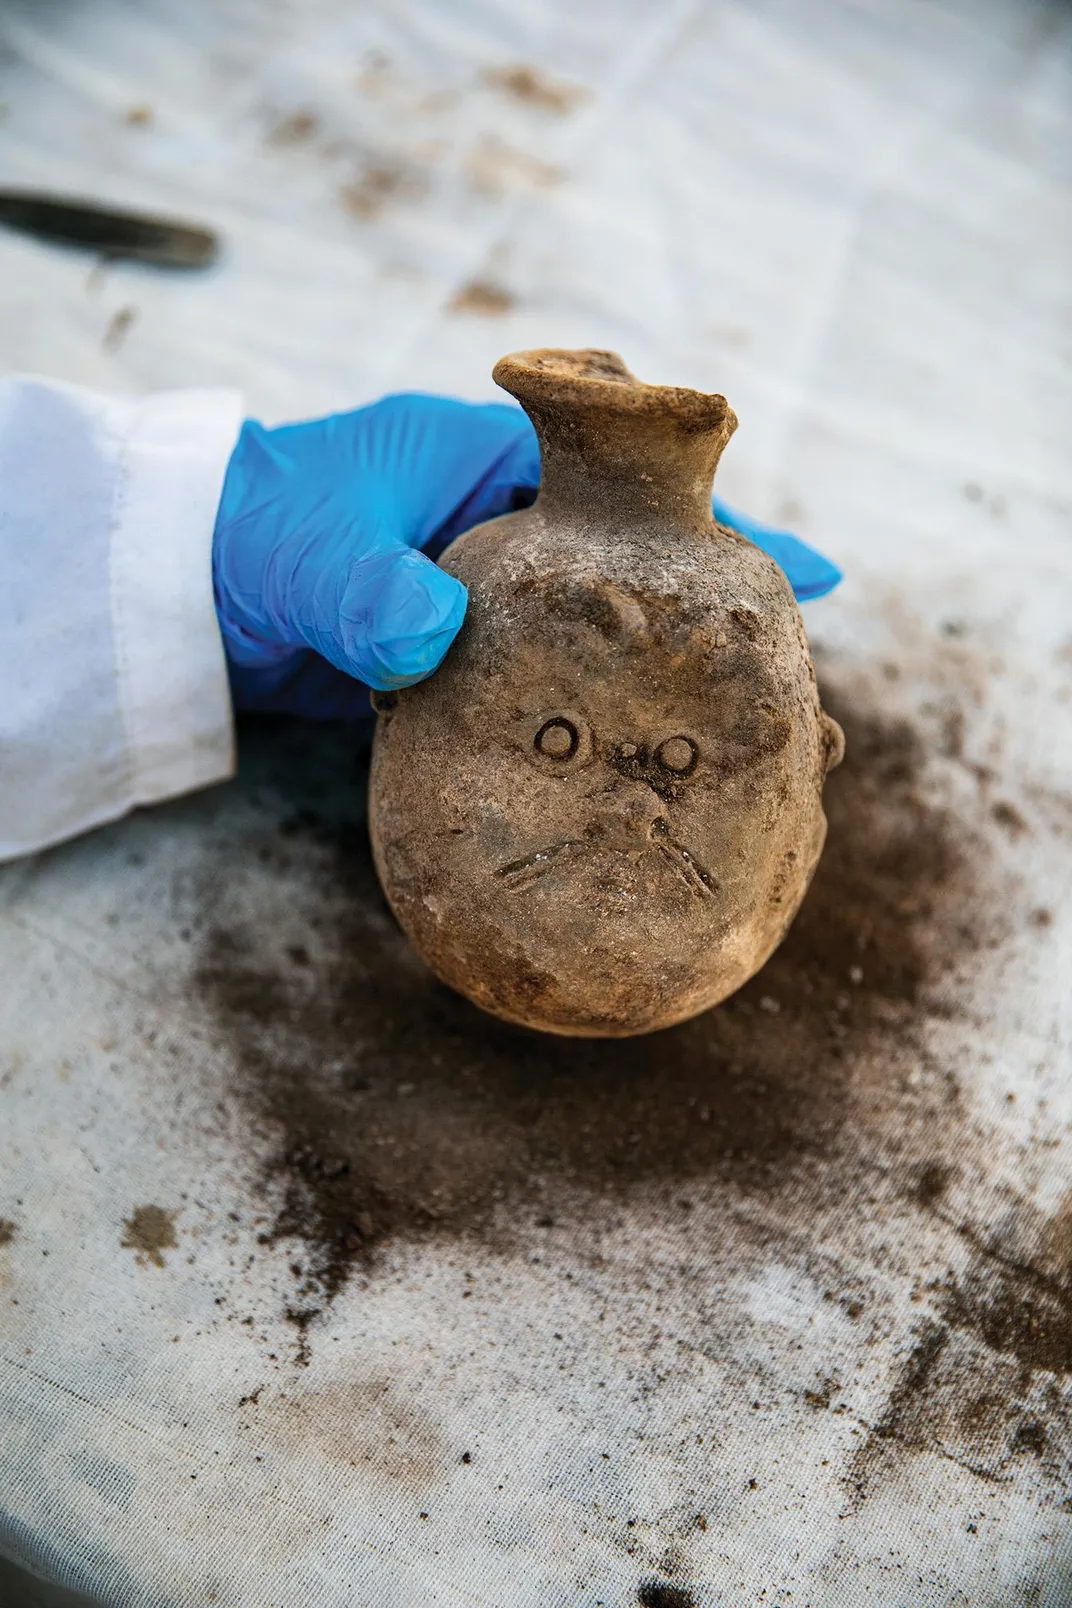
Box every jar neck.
[494,348,737,531]
[526,403,735,528]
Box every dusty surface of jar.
[370,348,844,1036]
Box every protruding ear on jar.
[821,713,845,774]
[370,689,399,716]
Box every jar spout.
[492,348,737,528]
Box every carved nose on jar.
[587,778,668,845]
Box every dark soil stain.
[102,305,137,354]
[991,799,1029,837]
[193,683,992,1322]
[945,1250,1072,1376]
[908,1167,1072,1373]
[120,1205,178,1268]
[481,63,589,114]
[449,278,516,316]
[637,1584,697,1608]
[0,1218,15,1247]
[943,1190,1072,1376]
[845,1303,1072,1513]
[266,109,318,147]
[340,159,428,220]
[846,1186,1072,1510]
[803,1377,837,1410]
[911,1158,958,1208]
[848,1319,951,1490]
[1011,1418,1047,1455]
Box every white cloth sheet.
[0,1,1070,1605]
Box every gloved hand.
[213,394,841,720]
[213,393,541,720]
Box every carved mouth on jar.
[496,824,716,903]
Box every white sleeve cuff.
[110,388,244,808]
[0,377,243,861]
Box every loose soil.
[194,683,982,1303]
[189,660,1071,1515]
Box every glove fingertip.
[339,549,468,689]
[713,496,843,603]
[791,555,843,602]
[754,530,843,602]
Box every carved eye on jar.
[655,735,699,776]
[534,717,580,761]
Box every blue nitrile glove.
[712,495,842,603]
[213,394,541,719]
[212,395,841,721]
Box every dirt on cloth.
[188,651,1072,1510]
[193,674,991,1296]
[120,1204,179,1268]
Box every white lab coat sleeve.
[0,375,244,861]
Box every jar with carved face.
[370,349,843,1037]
